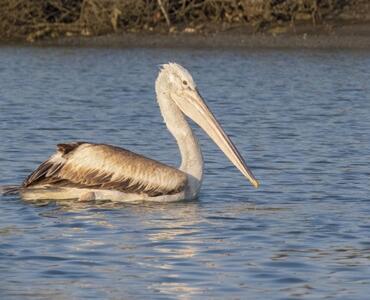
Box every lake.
[0,46,370,299]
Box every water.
[0,46,370,299]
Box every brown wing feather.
[23,142,83,187]
[23,142,187,197]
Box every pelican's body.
[18,63,259,202]
[21,142,198,202]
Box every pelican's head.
[156,63,259,188]
[156,63,197,96]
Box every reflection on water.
[0,47,370,299]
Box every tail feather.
[0,185,20,195]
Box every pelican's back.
[23,142,187,197]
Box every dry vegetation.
[0,0,366,41]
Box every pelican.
[14,63,259,202]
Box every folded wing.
[23,142,187,197]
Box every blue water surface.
[0,46,370,299]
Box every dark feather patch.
[57,142,84,155]
[0,185,20,195]
[23,161,54,187]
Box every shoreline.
[2,23,370,50]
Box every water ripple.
[0,47,370,299]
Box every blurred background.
[0,0,369,42]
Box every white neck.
[156,90,203,199]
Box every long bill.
[171,88,260,188]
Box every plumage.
[23,142,187,197]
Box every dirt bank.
[24,22,368,49]
[1,0,369,49]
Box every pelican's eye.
[182,80,188,85]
